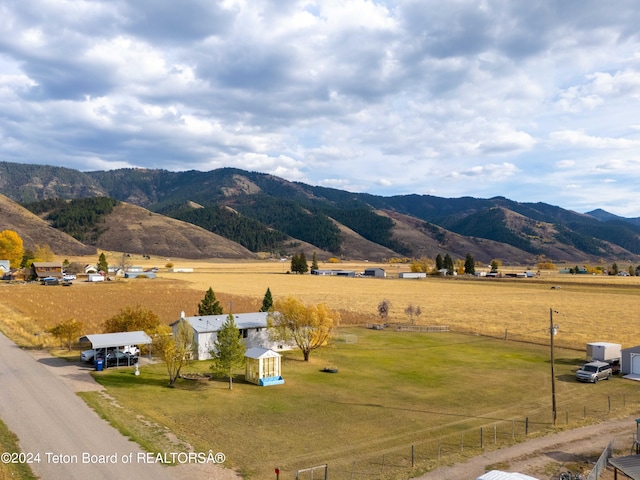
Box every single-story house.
[363,268,385,278]
[245,347,284,386]
[32,262,63,280]
[311,269,356,277]
[621,345,640,378]
[124,271,156,279]
[85,264,98,274]
[171,312,290,361]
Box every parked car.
[576,361,612,383]
[81,348,114,362]
[41,277,59,286]
[81,345,139,363]
[63,274,76,281]
[98,350,139,367]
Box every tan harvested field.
[2,256,640,351]
[3,257,640,479]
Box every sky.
[1,1,640,217]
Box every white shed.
[245,347,284,386]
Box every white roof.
[477,471,540,480]
[245,347,280,359]
[171,312,269,333]
[79,331,152,349]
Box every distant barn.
[363,268,385,278]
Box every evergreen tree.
[443,254,454,275]
[298,252,309,274]
[198,287,223,315]
[464,253,475,275]
[290,254,299,273]
[290,252,309,274]
[311,252,319,271]
[97,252,108,272]
[435,254,444,271]
[210,314,246,389]
[260,287,273,312]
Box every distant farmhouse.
[311,269,356,277]
[171,312,290,361]
[31,262,63,280]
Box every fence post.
[525,417,529,435]
[412,444,415,467]
[512,420,515,440]
[438,438,441,460]
[480,427,483,449]
[608,395,611,413]
[494,424,497,444]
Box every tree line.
[23,197,119,243]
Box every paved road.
[0,332,175,480]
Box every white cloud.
[1,0,640,215]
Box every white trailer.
[587,342,621,374]
[587,342,622,362]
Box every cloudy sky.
[1,1,640,216]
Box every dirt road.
[414,414,637,480]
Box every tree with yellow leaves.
[268,297,339,361]
[0,230,24,268]
[155,321,194,387]
[48,318,84,351]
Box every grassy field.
[82,328,640,479]
[2,257,640,479]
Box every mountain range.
[1,160,639,266]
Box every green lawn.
[84,328,640,479]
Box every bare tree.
[404,304,415,324]
[377,299,391,325]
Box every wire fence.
[292,394,640,480]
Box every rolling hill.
[1,161,639,264]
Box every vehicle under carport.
[78,331,152,369]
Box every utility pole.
[550,308,558,426]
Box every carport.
[79,331,152,368]
[609,456,640,479]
